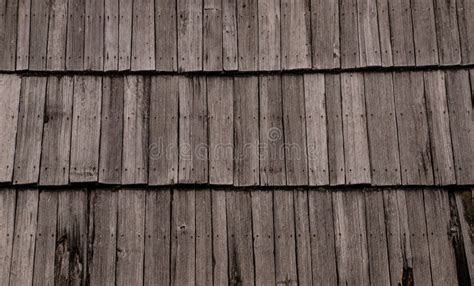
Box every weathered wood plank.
[281,0,311,69]
[177,0,202,71]
[0,0,18,70]
[122,76,149,185]
[387,0,415,66]
[293,189,312,285]
[340,0,359,68]
[258,0,280,70]
[222,0,238,70]
[98,76,123,184]
[304,74,329,185]
[325,74,345,185]
[226,190,255,285]
[393,72,434,185]
[376,0,393,66]
[39,76,73,186]
[118,0,132,70]
[196,189,213,285]
[33,191,58,286]
[454,191,474,285]
[237,0,258,71]
[204,0,223,71]
[0,189,16,285]
[457,0,474,64]
[88,189,117,286]
[116,189,145,286]
[84,0,104,70]
[103,0,118,71]
[341,73,371,184]
[144,189,171,286]
[357,0,382,67]
[433,0,461,65]
[311,0,340,69]
[149,76,179,185]
[259,75,286,186]
[308,189,338,285]
[208,77,233,184]
[131,0,155,70]
[155,0,177,71]
[282,75,309,185]
[411,0,439,65]
[178,76,208,184]
[29,0,50,70]
[46,0,68,70]
[234,76,259,186]
[171,189,196,286]
[423,71,456,185]
[70,76,102,183]
[445,70,474,185]
[364,72,401,185]
[212,190,228,286]
[13,77,47,184]
[16,0,31,70]
[66,0,85,70]
[0,75,21,183]
[251,190,276,285]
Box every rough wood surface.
[411,0,439,65]
[340,0,359,68]
[46,0,68,70]
[177,0,202,72]
[195,189,213,285]
[222,0,238,70]
[16,0,31,70]
[387,0,415,66]
[293,189,312,285]
[131,0,155,70]
[203,0,223,71]
[84,0,104,70]
[457,0,474,64]
[29,0,50,70]
[118,0,132,70]
[357,0,381,67]
[66,0,85,70]
[155,0,177,71]
[212,190,228,286]
[104,0,119,71]
[0,189,16,285]
[237,0,258,71]
[311,0,340,69]
[281,0,311,69]
[433,0,461,65]
[258,0,280,71]
[0,0,18,70]
[376,0,393,66]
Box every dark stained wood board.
[177,0,202,72]
[204,0,223,71]
[411,0,439,66]
[222,0,238,71]
[155,0,177,71]
[387,0,416,66]
[258,0,281,71]
[118,0,132,70]
[0,189,16,284]
[104,0,119,71]
[432,0,461,65]
[29,0,50,70]
[16,0,31,70]
[237,0,258,71]
[84,0,104,70]
[356,0,382,67]
[311,0,340,69]
[66,0,85,70]
[46,0,68,70]
[0,0,18,70]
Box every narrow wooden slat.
[411,0,439,66]
[208,77,233,184]
[281,0,311,69]
[293,189,312,285]
[357,0,382,67]
[340,0,359,68]
[98,76,123,184]
[445,70,474,184]
[304,74,329,185]
[433,0,461,65]
[122,76,149,185]
[88,189,117,286]
[29,0,50,70]
[237,0,258,71]
[104,0,118,71]
[311,0,340,69]
[118,0,132,70]
[116,189,145,286]
[66,0,85,70]
[149,76,179,185]
[144,189,171,286]
[39,76,73,186]
[70,76,102,183]
[387,0,415,66]
[171,189,196,286]
[341,73,371,185]
[234,76,259,186]
[9,189,38,286]
[258,0,280,70]
[13,77,47,184]
[364,73,401,185]
[325,74,345,185]
[212,190,228,285]
[84,0,104,70]
[251,190,276,285]
[16,0,31,70]
[32,191,58,286]
[259,75,286,186]
[376,0,393,66]
[155,0,177,71]
[454,191,474,285]
[0,75,21,183]
[196,189,213,285]
[0,189,16,285]
[204,0,223,71]
[131,0,155,70]
[55,190,88,285]
[282,75,309,185]
[0,0,18,70]
[423,71,456,185]
[333,190,370,285]
[178,76,208,184]
[177,0,202,71]
[308,189,338,285]
[222,0,238,70]
[457,0,474,64]
[226,190,255,285]
[46,0,67,70]
[393,72,434,185]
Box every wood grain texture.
[204,0,223,71]
[84,0,104,70]
[0,189,16,285]
[411,0,439,65]
[311,0,340,69]
[29,0,50,70]
[16,0,31,70]
[457,0,474,64]
[0,0,18,70]
[212,190,228,286]
[357,0,382,67]
[177,0,202,71]
[258,0,280,71]
[376,0,393,66]
[195,189,213,285]
[237,0,258,71]
[46,0,68,70]
[340,0,359,68]
[155,0,177,71]
[281,0,311,69]
[293,189,312,285]
[222,0,238,70]
[454,191,474,285]
[131,0,155,70]
[66,0,85,70]
[118,0,132,70]
[433,0,461,65]
[104,0,119,71]
[387,0,415,66]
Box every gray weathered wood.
[118,0,132,70]
[364,72,401,185]
[155,0,177,71]
[0,189,16,285]
[293,189,312,285]
[116,189,145,286]
[98,76,123,184]
[46,0,68,70]
[387,0,415,66]
[457,0,474,64]
[357,0,382,67]
[311,0,340,69]
[237,0,258,71]
[281,0,311,69]
[454,191,474,285]
[177,0,203,71]
[204,0,223,71]
[70,76,102,183]
[196,189,213,285]
[304,74,329,185]
[29,0,50,70]
[411,0,439,66]
[376,0,393,66]
[445,70,474,185]
[393,72,434,185]
[13,77,47,184]
[171,189,196,286]
[122,76,149,185]
[104,0,118,71]
[39,76,73,186]
[282,75,309,185]
[149,76,179,185]
[340,0,359,68]
[234,76,259,186]
[259,75,286,186]
[341,73,371,184]
[423,71,456,185]
[258,0,280,70]
[208,77,233,184]
[16,0,31,70]
[212,190,228,285]
[66,0,85,70]
[131,0,155,70]
[0,0,18,70]
[433,0,461,65]
[0,75,21,183]
[222,0,238,70]
[178,76,208,184]
[84,0,104,70]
